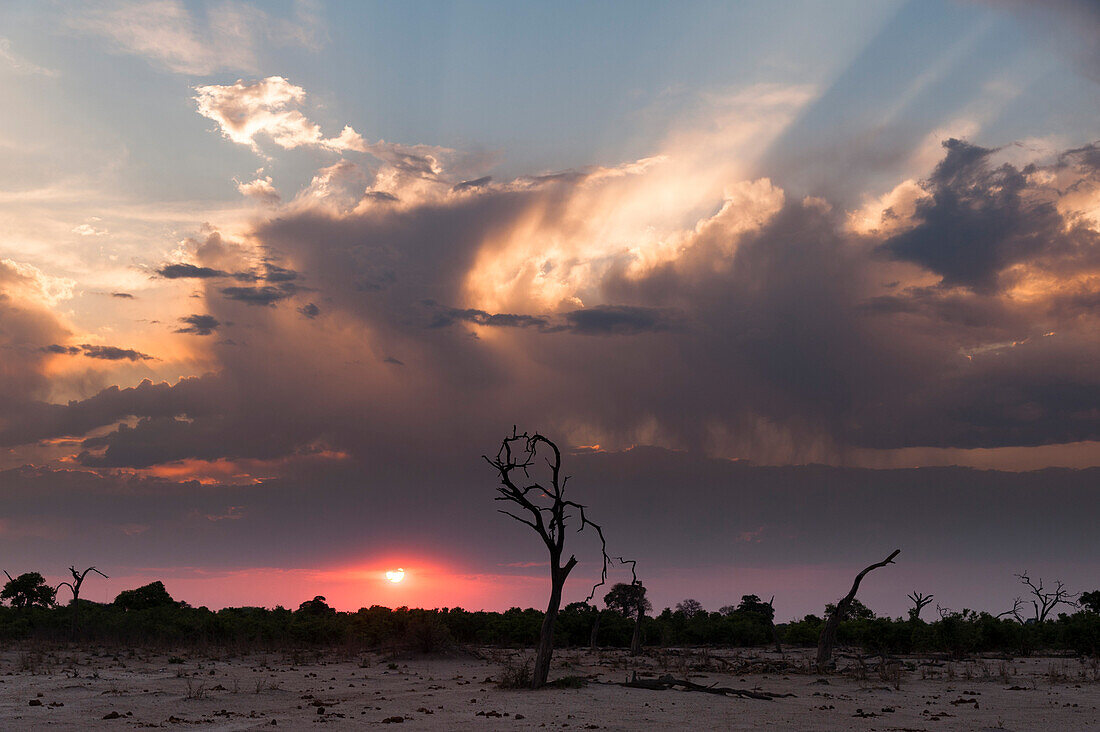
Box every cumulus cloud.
[143,135,1100,461]
[881,139,1100,292]
[193,77,496,202]
[71,223,108,236]
[8,89,1100,474]
[194,76,366,153]
[236,174,281,205]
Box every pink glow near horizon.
[55,558,1089,622]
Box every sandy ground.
[1,646,1098,730]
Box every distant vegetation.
[2,577,1099,658]
[3,431,1096,662]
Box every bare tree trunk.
[816,549,899,671]
[768,595,782,654]
[533,568,565,688]
[589,611,601,650]
[630,604,644,656]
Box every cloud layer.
[3,66,1100,613]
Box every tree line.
[3,573,1100,659]
[4,428,1098,687]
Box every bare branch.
[907,591,934,621]
[496,509,539,532]
[816,549,900,670]
[1015,571,1078,622]
[996,597,1025,622]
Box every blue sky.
[4,1,1096,201]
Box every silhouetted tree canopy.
[735,594,776,622]
[825,597,874,621]
[675,598,704,618]
[114,581,179,611]
[604,582,651,617]
[1081,591,1100,615]
[297,596,336,615]
[2,572,55,608]
[0,584,1099,657]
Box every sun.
[385,568,405,584]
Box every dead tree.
[996,597,1026,622]
[616,557,647,656]
[486,429,610,689]
[907,591,933,621]
[1016,572,1078,622]
[588,605,601,650]
[56,566,108,637]
[816,549,899,670]
[767,596,783,653]
[56,565,108,605]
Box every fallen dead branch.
[618,672,795,700]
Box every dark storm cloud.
[262,263,299,283]
[0,375,227,448]
[81,344,154,361]
[156,259,302,287]
[563,305,682,335]
[1061,142,1100,172]
[452,176,492,192]
[425,302,680,335]
[364,191,398,203]
[426,302,550,330]
[42,343,153,361]
[8,138,1100,470]
[882,139,1100,292]
[41,344,80,355]
[175,314,220,335]
[77,415,282,468]
[298,302,320,319]
[157,263,228,279]
[220,284,296,306]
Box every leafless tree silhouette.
[907,591,933,621]
[767,595,782,653]
[1016,572,1078,622]
[56,565,109,605]
[996,597,1026,622]
[816,549,899,670]
[616,557,646,656]
[485,428,611,688]
[56,566,108,636]
[588,603,601,650]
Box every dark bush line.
[2,599,1099,656]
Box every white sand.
[1,646,1097,730]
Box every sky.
[1,0,1100,620]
